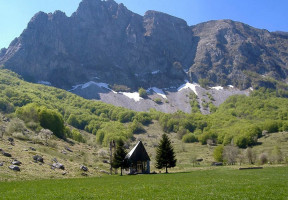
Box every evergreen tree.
[155,133,177,173]
[112,140,129,176]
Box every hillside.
[1,114,288,181]
[1,0,288,113]
[1,69,288,180]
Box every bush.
[0,99,14,113]
[138,88,148,98]
[199,78,210,88]
[96,130,105,144]
[7,118,26,134]
[182,133,198,143]
[177,128,187,140]
[133,112,152,125]
[153,98,162,104]
[213,145,224,162]
[234,125,261,148]
[16,103,40,125]
[118,111,135,123]
[71,129,85,143]
[263,120,280,133]
[223,145,239,165]
[129,120,146,134]
[198,131,217,145]
[259,153,268,165]
[39,108,65,138]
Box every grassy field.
[0,166,287,200]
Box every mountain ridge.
[0,0,288,113]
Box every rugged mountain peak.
[144,10,189,37]
[73,0,127,20]
[0,48,6,58]
[1,0,288,95]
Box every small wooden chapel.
[125,141,150,174]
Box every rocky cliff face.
[1,0,288,91]
[190,20,288,89]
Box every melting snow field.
[121,92,142,102]
[177,81,199,95]
[211,86,224,90]
[149,87,167,99]
[69,81,116,93]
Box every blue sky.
[0,0,287,49]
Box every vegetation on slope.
[0,69,150,145]
[1,69,288,150]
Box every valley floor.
[0,166,287,200]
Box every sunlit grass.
[0,166,287,199]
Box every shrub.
[246,147,256,164]
[177,128,187,140]
[263,120,280,133]
[39,108,65,138]
[213,145,224,162]
[96,130,105,144]
[71,129,85,143]
[199,78,210,88]
[153,98,162,104]
[16,103,39,123]
[138,88,148,98]
[67,114,80,128]
[7,118,26,134]
[198,131,217,145]
[223,145,239,165]
[129,120,146,134]
[0,99,14,113]
[182,133,198,143]
[133,112,152,125]
[259,153,268,165]
[118,111,135,123]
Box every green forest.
[1,69,288,149]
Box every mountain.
[1,0,288,113]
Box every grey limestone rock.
[80,165,88,172]
[9,165,20,171]
[11,160,22,166]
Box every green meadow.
[1,166,287,200]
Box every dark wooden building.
[125,141,150,174]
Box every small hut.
[125,141,150,174]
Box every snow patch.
[211,86,224,90]
[69,81,116,93]
[121,92,143,102]
[177,81,199,96]
[149,87,167,99]
[228,85,234,88]
[151,70,160,75]
[37,81,52,86]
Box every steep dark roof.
[125,141,150,161]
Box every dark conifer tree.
[112,140,129,176]
[155,133,177,173]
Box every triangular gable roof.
[125,141,150,161]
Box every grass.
[0,166,287,199]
